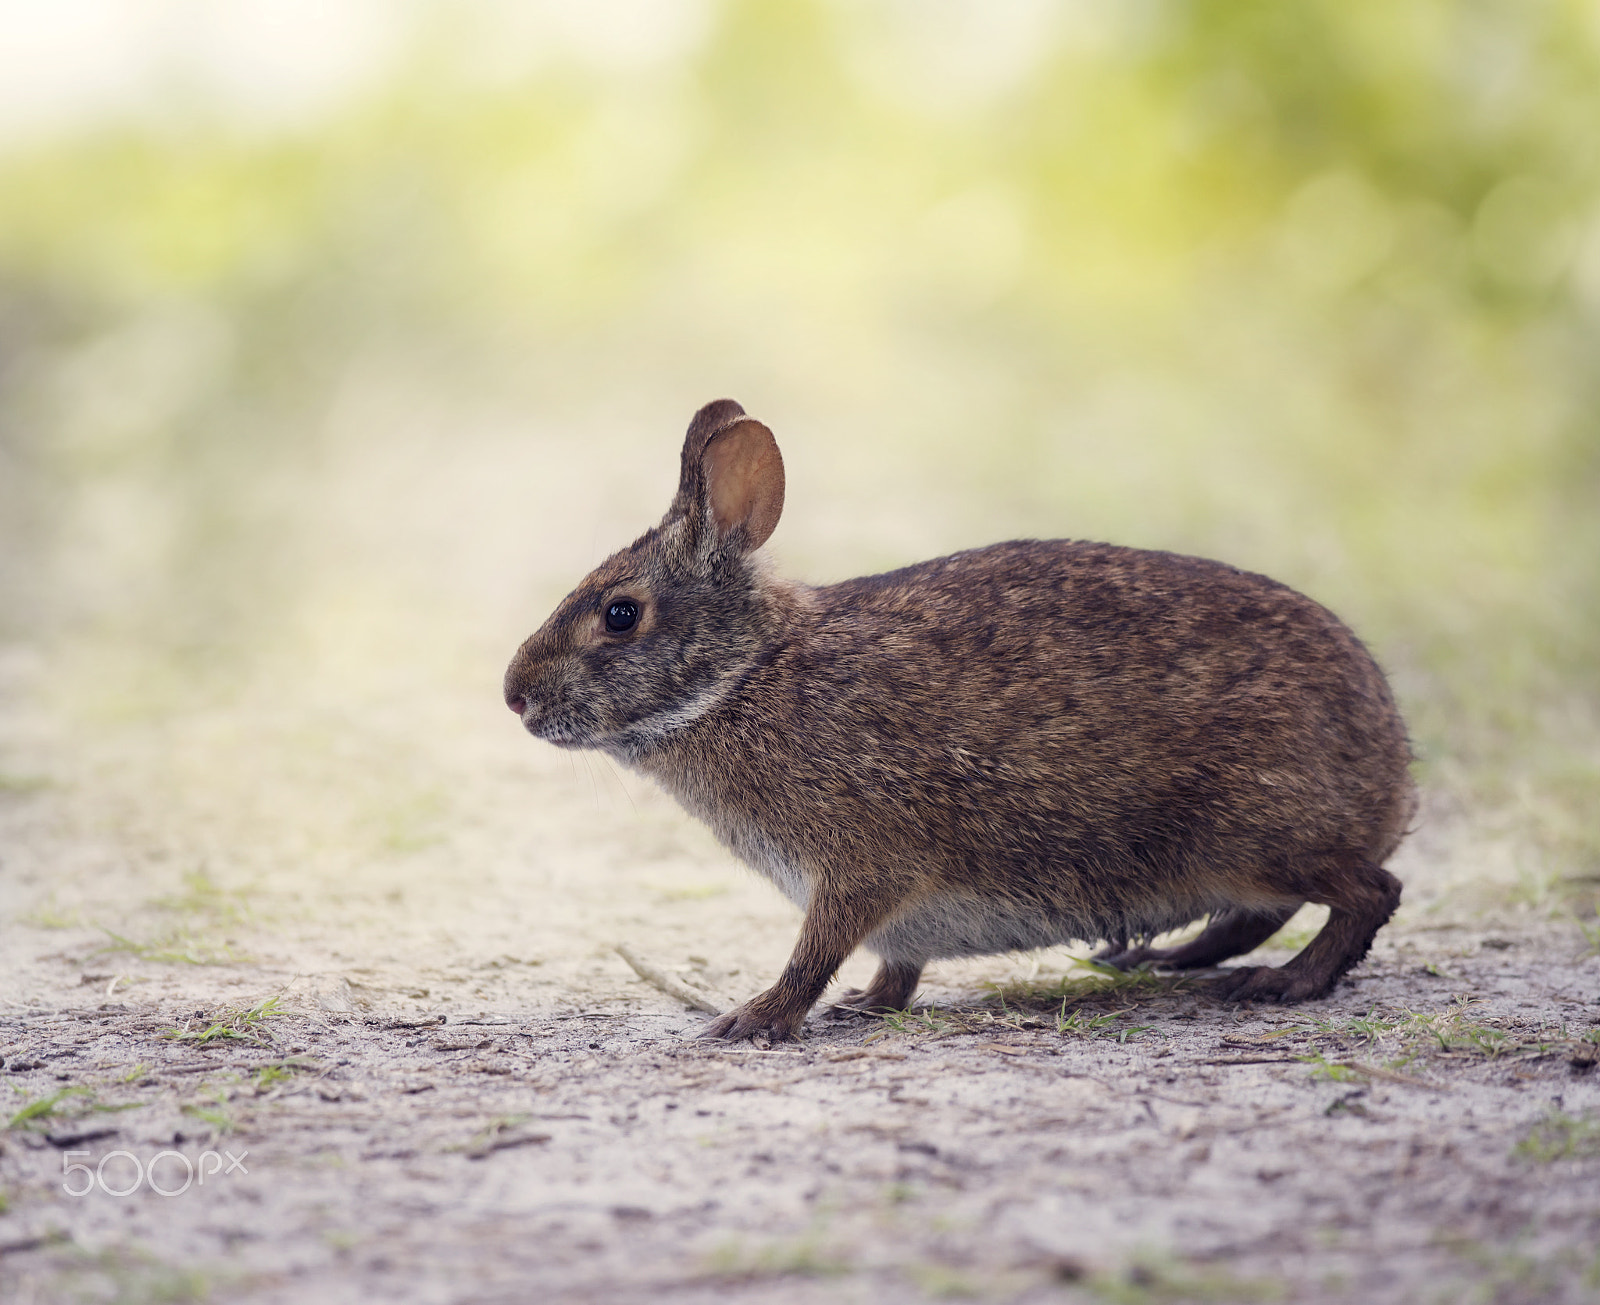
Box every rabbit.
[504,399,1416,1041]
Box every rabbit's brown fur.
[504,400,1415,1041]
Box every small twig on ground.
[467,1131,550,1159]
[1201,1056,1302,1066]
[0,1231,72,1256]
[616,943,726,1015]
[159,1056,321,1076]
[1332,1061,1445,1089]
[464,1116,552,1160]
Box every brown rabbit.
[504,400,1415,1041]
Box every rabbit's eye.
[605,600,640,633]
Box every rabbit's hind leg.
[1209,856,1400,1004]
[834,958,923,1013]
[1092,934,1152,969]
[1139,905,1301,969]
[1093,906,1293,971]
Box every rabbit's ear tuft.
[703,419,785,553]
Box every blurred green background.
[2,0,1597,915]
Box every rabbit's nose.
[505,693,527,715]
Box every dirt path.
[2,677,1599,1304]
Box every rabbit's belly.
[872,893,1089,961]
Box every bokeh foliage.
[0,0,1596,882]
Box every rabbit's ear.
[703,419,785,552]
[669,400,784,556]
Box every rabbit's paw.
[830,962,922,1013]
[1207,965,1329,1005]
[829,988,875,1014]
[832,988,917,1016]
[699,998,803,1044]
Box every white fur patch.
[601,679,736,758]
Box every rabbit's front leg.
[701,883,888,1043]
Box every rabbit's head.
[503,399,786,757]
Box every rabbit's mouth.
[523,711,590,748]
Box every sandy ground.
[2,661,1599,1305]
